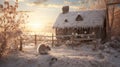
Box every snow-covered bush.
[104,36,120,51]
[37,44,51,55]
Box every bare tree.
[0,0,27,58]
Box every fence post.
[52,34,54,47]
[35,34,37,46]
[19,36,23,51]
[71,34,74,44]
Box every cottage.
[53,6,106,42]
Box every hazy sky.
[1,0,118,33]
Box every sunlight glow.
[25,11,54,34]
[26,21,44,32]
[25,11,45,32]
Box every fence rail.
[18,33,97,46]
[13,33,101,51]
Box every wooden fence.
[18,33,99,47]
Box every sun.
[25,12,45,32]
[26,21,44,32]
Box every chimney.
[62,6,69,14]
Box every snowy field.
[0,43,120,67]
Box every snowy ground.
[0,43,120,67]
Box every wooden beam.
[107,2,120,5]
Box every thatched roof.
[53,9,106,28]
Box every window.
[76,14,83,21]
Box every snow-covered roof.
[53,10,106,28]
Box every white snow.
[53,9,106,28]
[0,43,120,67]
